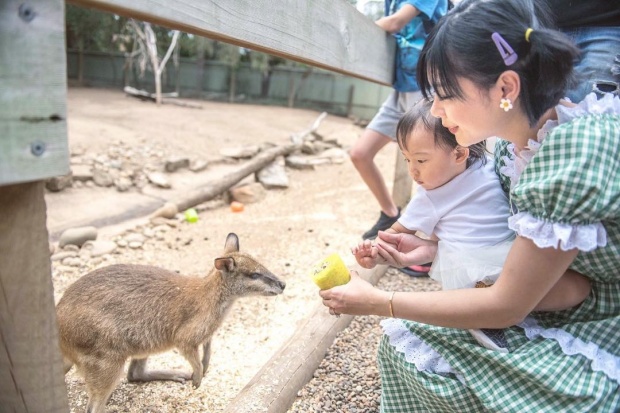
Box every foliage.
[65,4,126,52]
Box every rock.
[147,172,171,188]
[62,257,82,267]
[125,233,146,244]
[83,240,117,257]
[115,176,133,192]
[58,226,98,248]
[151,202,178,219]
[46,174,73,192]
[229,182,266,204]
[93,169,114,187]
[317,148,348,164]
[285,155,330,170]
[51,250,78,262]
[257,158,289,189]
[189,159,208,172]
[220,145,261,159]
[165,157,190,173]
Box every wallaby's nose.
[278,280,286,291]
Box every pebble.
[58,226,98,248]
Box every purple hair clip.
[491,32,518,66]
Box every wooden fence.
[0,1,410,411]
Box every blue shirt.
[386,0,447,92]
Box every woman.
[320,0,620,411]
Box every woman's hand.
[375,231,438,267]
[319,270,391,317]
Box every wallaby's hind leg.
[178,345,203,388]
[63,356,74,374]
[127,358,191,383]
[82,357,125,413]
[202,341,212,377]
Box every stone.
[151,202,178,219]
[51,250,78,262]
[58,226,98,248]
[93,169,114,187]
[83,240,117,257]
[189,159,208,172]
[45,174,73,192]
[147,172,171,188]
[220,145,260,159]
[257,158,289,189]
[229,182,266,204]
[165,157,190,172]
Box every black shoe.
[362,208,401,240]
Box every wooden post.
[391,149,413,209]
[0,183,69,412]
[0,1,70,410]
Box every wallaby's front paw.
[192,373,203,388]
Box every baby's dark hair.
[396,98,487,168]
[417,0,579,126]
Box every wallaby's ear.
[224,233,240,254]
[214,257,235,272]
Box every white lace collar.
[500,93,620,189]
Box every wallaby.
[56,232,285,413]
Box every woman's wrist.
[376,290,395,317]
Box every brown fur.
[56,233,285,413]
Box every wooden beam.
[223,264,388,413]
[67,0,395,86]
[0,182,69,412]
[391,149,413,209]
[0,0,70,186]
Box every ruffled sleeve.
[508,94,620,252]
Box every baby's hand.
[351,239,379,269]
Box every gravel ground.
[50,88,438,413]
[288,269,440,413]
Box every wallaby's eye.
[249,272,261,280]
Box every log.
[163,111,328,213]
[223,264,388,413]
[174,143,299,212]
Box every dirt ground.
[49,87,405,412]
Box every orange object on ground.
[230,201,244,212]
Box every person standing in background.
[349,0,448,243]
[549,0,620,102]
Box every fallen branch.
[223,264,388,413]
[173,143,299,212]
[124,86,202,108]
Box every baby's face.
[401,125,465,190]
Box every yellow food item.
[311,253,350,290]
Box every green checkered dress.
[377,94,620,412]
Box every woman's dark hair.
[417,0,579,126]
[396,98,487,168]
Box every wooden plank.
[0,182,69,412]
[391,149,413,209]
[0,0,70,186]
[68,0,395,85]
[223,264,388,413]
